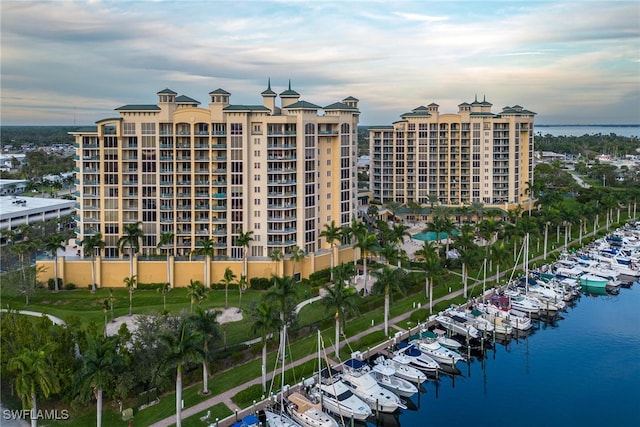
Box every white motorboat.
[286,381,339,427]
[373,355,427,384]
[411,339,465,366]
[394,342,440,373]
[370,362,418,398]
[430,329,463,350]
[475,303,532,331]
[264,408,302,427]
[504,289,541,314]
[341,359,406,413]
[314,368,371,421]
[446,308,495,334]
[435,312,482,339]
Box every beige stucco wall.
[36,246,356,287]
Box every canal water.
[369,284,640,427]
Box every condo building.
[71,81,360,261]
[369,98,535,209]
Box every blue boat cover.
[344,358,366,369]
[404,345,422,357]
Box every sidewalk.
[149,225,616,427]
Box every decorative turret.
[261,78,277,113]
[157,88,177,104]
[279,80,300,108]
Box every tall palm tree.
[371,265,407,336]
[102,299,110,337]
[489,242,510,286]
[9,241,32,286]
[78,338,118,427]
[235,228,254,282]
[81,232,105,293]
[157,231,175,288]
[250,301,282,393]
[194,238,215,287]
[342,218,367,270]
[123,275,137,316]
[159,320,204,427]
[117,222,144,279]
[269,249,284,277]
[422,254,445,314]
[355,230,379,294]
[186,279,207,313]
[44,235,65,291]
[320,264,360,359]
[157,282,170,312]
[8,343,60,427]
[379,243,398,266]
[320,220,341,281]
[383,200,402,222]
[265,275,299,327]
[391,223,410,267]
[288,245,305,280]
[220,267,237,309]
[189,307,221,395]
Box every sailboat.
[265,323,302,427]
[286,379,339,427]
[311,332,371,421]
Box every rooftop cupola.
[157,88,177,104]
[209,88,230,105]
[261,78,277,113]
[279,80,300,108]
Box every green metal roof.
[280,80,299,97]
[343,96,359,102]
[400,111,431,118]
[209,88,230,95]
[284,100,321,109]
[324,102,358,110]
[368,125,395,130]
[222,105,271,112]
[470,112,496,117]
[175,95,200,104]
[69,126,98,133]
[157,88,177,95]
[115,105,161,111]
[261,78,277,96]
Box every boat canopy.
[344,359,366,369]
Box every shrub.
[248,277,272,290]
[47,278,62,290]
[64,282,76,290]
[137,282,166,290]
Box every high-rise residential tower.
[369,97,535,209]
[71,81,360,261]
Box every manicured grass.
[180,403,233,427]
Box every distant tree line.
[535,133,639,158]
[1,126,77,147]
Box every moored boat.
[286,381,339,427]
[370,362,418,397]
[341,359,406,413]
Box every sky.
[1,0,639,126]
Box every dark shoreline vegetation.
[0,129,639,426]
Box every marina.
[243,223,640,427]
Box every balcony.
[213,193,227,199]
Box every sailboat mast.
[525,233,529,293]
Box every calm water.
[368,284,640,427]
[536,125,640,138]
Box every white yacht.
[412,339,465,367]
[340,359,406,413]
[394,342,440,373]
[313,368,371,421]
[434,312,482,339]
[373,355,427,384]
[286,380,339,427]
[369,362,418,398]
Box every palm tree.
[320,264,360,359]
[44,235,65,291]
[343,217,367,270]
[269,249,284,277]
[157,282,170,312]
[159,320,204,427]
[320,220,341,281]
[194,238,215,287]
[265,275,299,327]
[235,228,254,281]
[371,265,407,336]
[117,222,143,279]
[288,245,305,280]
[383,200,402,222]
[9,241,32,286]
[355,230,379,294]
[186,279,207,313]
[78,338,118,427]
[422,254,445,314]
[81,232,105,293]
[123,275,137,316]
[157,231,175,288]
[8,343,60,427]
[391,223,410,267]
[250,301,282,393]
[489,242,510,286]
[470,201,485,224]
[379,243,398,266]
[189,307,221,395]
[102,299,110,337]
[220,267,237,309]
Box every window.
[254,211,261,217]
[254,175,260,181]
[254,187,260,193]
[254,150,260,156]
[123,122,136,135]
[141,123,156,135]
[254,199,260,205]
[254,223,260,230]
[327,160,331,165]
[254,162,260,169]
